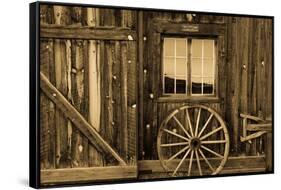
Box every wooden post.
[266,131,272,171]
[137,11,144,160]
[87,8,103,166]
[53,6,63,167]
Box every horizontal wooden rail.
[40,72,127,166]
[40,25,137,41]
[247,123,272,131]
[41,166,137,185]
[138,156,266,174]
[240,113,264,122]
[153,22,225,36]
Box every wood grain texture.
[41,25,137,41]
[40,72,127,166]
[41,166,137,185]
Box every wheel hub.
[190,138,201,150]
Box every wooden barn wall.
[39,5,273,166]
[39,5,137,169]
[224,17,272,155]
[141,11,272,160]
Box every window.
[163,37,216,96]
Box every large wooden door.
[39,5,138,186]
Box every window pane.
[203,58,214,77]
[164,76,175,93]
[176,39,187,57]
[191,77,202,94]
[176,76,186,94]
[203,40,214,58]
[164,58,175,76]
[164,39,175,57]
[191,58,202,77]
[176,58,187,75]
[203,77,214,94]
[191,39,203,57]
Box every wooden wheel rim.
[157,104,230,176]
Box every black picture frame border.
[29,1,274,188]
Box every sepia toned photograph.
[30,1,273,188]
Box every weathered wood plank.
[127,40,137,164]
[138,156,266,173]
[103,42,114,150]
[40,25,137,41]
[120,42,128,160]
[154,22,225,36]
[137,11,144,160]
[41,166,137,185]
[112,41,122,156]
[40,72,127,166]
[87,7,104,166]
[53,6,69,168]
[246,123,272,131]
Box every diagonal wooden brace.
[40,72,127,166]
[240,131,267,143]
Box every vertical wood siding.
[141,12,272,159]
[40,5,272,166]
[40,5,137,168]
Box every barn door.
[39,6,137,186]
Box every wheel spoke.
[172,149,191,176]
[198,113,214,138]
[188,150,194,176]
[161,142,189,147]
[195,150,202,176]
[166,145,190,163]
[200,126,223,141]
[201,140,226,144]
[173,116,192,139]
[201,145,224,158]
[185,109,194,137]
[163,129,190,141]
[198,148,215,173]
[194,108,201,137]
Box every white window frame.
[162,37,217,97]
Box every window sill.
[157,96,221,103]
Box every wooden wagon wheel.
[157,105,229,177]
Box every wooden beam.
[153,22,225,36]
[138,156,266,174]
[137,10,144,159]
[246,123,272,131]
[40,72,127,166]
[240,131,267,142]
[41,166,137,185]
[40,25,137,41]
[240,113,264,122]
